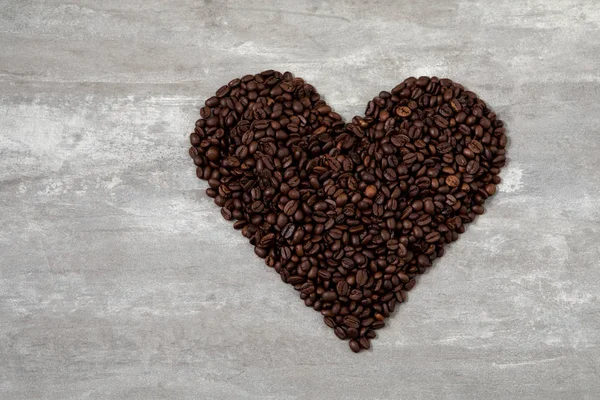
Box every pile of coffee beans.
[189,71,506,352]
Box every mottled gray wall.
[1,1,599,399]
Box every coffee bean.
[349,340,361,353]
[335,193,348,206]
[434,115,449,128]
[365,185,377,198]
[205,96,219,107]
[446,175,460,187]
[466,160,480,175]
[472,205,485,214]
[403,152,417,164]
[437,142,452,154]
[424,199,435,214]
[334,327,347,340]
[221,207,232,220]
[416,214,432,226]
[372,321,385,330]
[337,280,350,296]
[468,140,484,154]
[450,98,462,112]
[216,85,229,97]
[384,168,397,181]
[359,337,371,350]
[322,291,337,302]
[254,246,268,258]
[396,106,412,118]
[344,315,360,329]
[283,200,299,216]
[324,317,335,328]
[346,327,359,338]
[418,254,432,267]
[349,289,362,301]
[190,72,506,353]
[425,231,441,243]
[206,147,220,161]
[356,269,369,286]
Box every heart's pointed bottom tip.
[189,70,507,352]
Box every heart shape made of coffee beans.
[189,71,507,353]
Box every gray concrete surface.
[1,1,599,399]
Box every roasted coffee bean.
[396,106,412,118]
[446,175,460,187]
[356,269,369,286]
[359,337,371,350]
[334,327,347,340]
[466,160,480,175]
[324,317,335,329]
[349,339,361,353]
[384,168,397,181]
[190,72,506,353]
[322,291,337,302]
[365,185,377,198]
[485,183,497,196]
[283,200,299,216]
[468,140,484,154]
[344,315,360,329]
[425,231,441,243]
[437,142,452,154]
[337,280,350,296]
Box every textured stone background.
[1,1,599,399]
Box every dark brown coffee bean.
[466,160,480,175]
[371,321,385,330]
[283,200,299,216]
[349,289,362,301]
[359,337,371,350]
[403,153,417,164]
[324,317,335,328]
[288,275,304,285]
[437,142,452,154]
[450,98,462,112]
[205,96,219,107]
[468,140,484,154]
[346,327,359,339]
[434,115,449,128]
[337,280,349,296]
[418,255,431,269]
[361,318,374,327]
[334,327,347,340]
[320,291,336,302]
[424,199,435,214]
[206,146,220,161]
[221,207,232,220]
[216,85,229,97]
[329,228,343,239]
[425,231,441,243]
[349,339,361,353]
[254,246,268,258]
[335,193,348,207]
[356,269,369,286]
[344,315,360,329]
[416,214,432,226]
